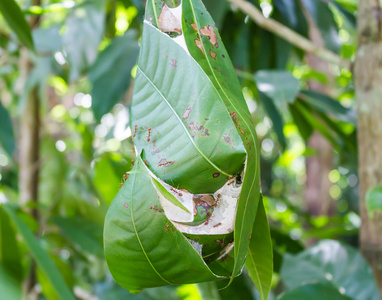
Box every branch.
[227,0,351,69]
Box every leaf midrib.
[247,249,265,300]
[137,65,230,177]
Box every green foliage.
[0,0,372,299]
[3,205,75,300]
[279,281,352,300]
[0,102,15,156]
[89,31,139,120]
[0,0,34,50]
[280,240,380,300]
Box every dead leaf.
[158,4,182,34]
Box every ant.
[147,128,152,142]
[132,125,137,138]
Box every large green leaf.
[280,240,380,300]
[3,205,75,300]
[0,0,34,50]
[182,0,264,286]
[131,22,246,193]
[90,31,139,121]
[245,197,273,300]
[278,281,351,300]
[104,156,219,293]
[0,102,15,156]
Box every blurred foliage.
[0,0,378,299]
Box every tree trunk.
[302,1,335,217]
[355,0,382,293]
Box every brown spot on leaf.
[124,203,128,208]
[213,172,220,178]
[191,23,198,31]
[170,58,177,68]
[240,128,245,135]
[183,107,192,119]
[158,4,182,34]
[200,25,218,45]
[210,50,217,59]
[195,39,205,54]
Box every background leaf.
[0,0,34,50]
[3,205,75,300]
[0,102,15,156]
[278,281,352,300]
[89,31,139,121]
[63,3,105,81]
[254,70,299,107]
[280,240,380,300]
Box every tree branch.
[227,0,351,69]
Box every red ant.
[133,125,137,138]
[147,128,152,142]
[158,160,174,167]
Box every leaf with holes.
[104,0,272,296]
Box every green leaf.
[151,178,190,213]
[131,22,246,194]
[366,186,382,218]
[182,0,263,285]
[245,197,273,300]
[299,90,356,125]
[0,0,34,50]
[294,100,339,150]
[94,154,125,204]
[32,27,62,52]
[259,92,286,149]
[3,205,75,300]
[54,217,104,257]
[63,4,105,81]
[89,31,139,121]
[0,206,22,282]
[280,240,380,300]
[273,0,298,28]
[288,102,313,141]
[254,70,299,107]
[0,263,22,300]
[0,101,15,156]
[301,0,341,53]
[278,281,352,300]
[104,156,219,293]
